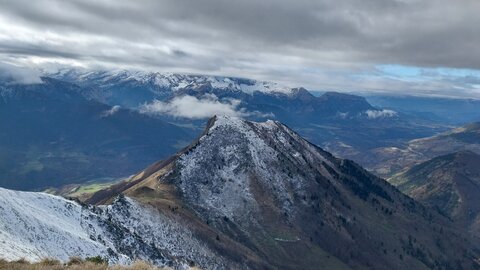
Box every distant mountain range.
[354,122,480,178]
[50,69,449,165]
[0,70,464,190]
[1,116,478,269]
[391,151,480,237]
[0,69,451,190]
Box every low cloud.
[101,105,121,117]
[140,94,249,119]
[0,62,42,84]
[365,109,397,119]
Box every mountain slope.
[0,78,194,190]
[390,151,480,236]
[87,116,480,270]
[0,186,252,268]
[356,122,480,177]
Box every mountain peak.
[207,115,278,133]
[84,117,479,270]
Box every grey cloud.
[140,94,273,119]
[140,95,247,119]
[0,62,42,84]
[0,0,479,97]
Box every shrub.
[85,256,108,265]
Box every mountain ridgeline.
[0,70,448,190]
[51,69,447,164]
[81,116,480,270]
[51,70,378,122]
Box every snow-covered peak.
[50,69,296,95]
[207,115,278,132]
[177,116,337,224]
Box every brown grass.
[0,259,173,270]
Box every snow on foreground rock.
[0,187,219,268]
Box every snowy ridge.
[0,188,229,268]
[0,188,118,262]
[51,69,295,95]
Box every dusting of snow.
[177,115,338,227]
[0,188,120,263]
[50,69,296,96]
[0,188,232,269]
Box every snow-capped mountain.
[85,116,479,270]
[49,69,296,108]
[48,69,446,163]
[66,70,293,94]
[49,69,382,119]
[1,116,478,269]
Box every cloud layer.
[365,109,398,119]
[140,95,247,119]
[0,0,479,97]
[0,62,42,84]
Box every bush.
[85,256,108,265]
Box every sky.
[0,0,480,98]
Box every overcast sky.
[0,0,479,98]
